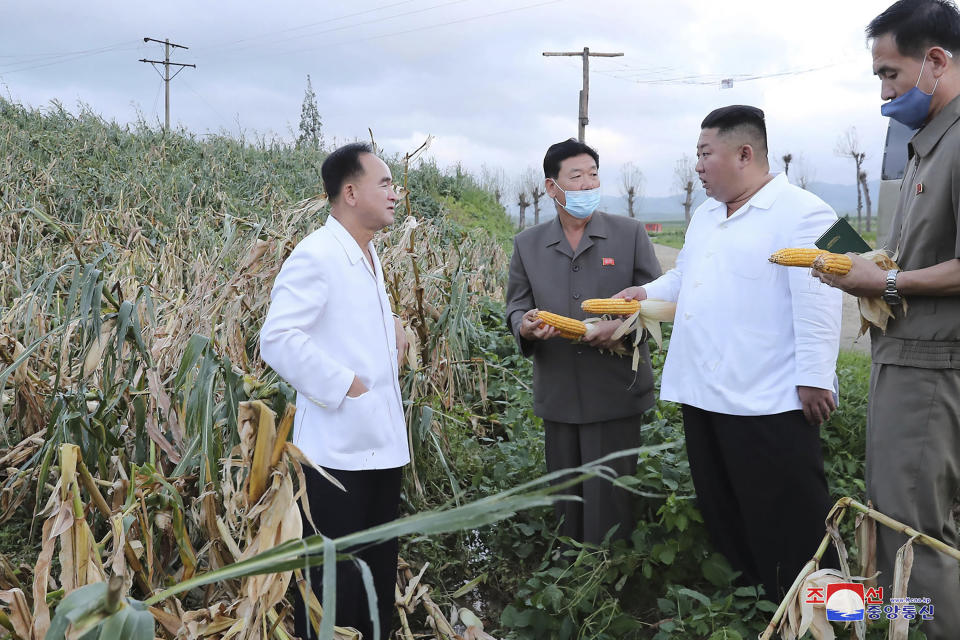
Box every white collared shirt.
[260,215,408,470]
[643,173,842,416]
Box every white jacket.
[643,173,842,416]
[260,215,409,470]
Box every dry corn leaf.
[856,251,908,336]
[81,318,116,379]
[31,513,57,640]
[855,509,877,587]
[889,536,917,640]
[0,587,31,640]
[780,568,843,640]
[240,401,277,506]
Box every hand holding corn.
[581,319,626,349]
[534,310,589,340]
[520,308,562,341]
[534,311,624,350]
[769,247,886,294]
[771,247,906,334]
[612,285,647,302]
[812,254,889,298]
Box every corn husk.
[856,250,908,336]
[610,299,677,352]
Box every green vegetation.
[647,222,688,250]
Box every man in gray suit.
[505,138,662,544]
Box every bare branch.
[620,162,645,218]
[674,154,698,225]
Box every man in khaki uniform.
[505,138,661,544]
[817,2,960,635]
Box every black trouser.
[293,464,402,640]
[542,415,643,544]
[681,405,838,600]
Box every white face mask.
[550,179,602,218]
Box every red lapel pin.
[602,257,615,266]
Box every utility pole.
[139,37,196,131]
[543,47,623,142]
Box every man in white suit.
[260,142,408,640]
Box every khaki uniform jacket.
[505,211,662,423]
[873,94,960,369]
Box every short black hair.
[543,138,600,179]
[701,105,768,158]
[867,0,960,59]
[321,142,374,202]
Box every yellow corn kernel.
[581,298,641,315]
[811,253,853,275]
[536,311,587,338]
[768,248,830,267]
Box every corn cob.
[811,252,853,275]
[581,298,677,322]
[768,248,830,267]
[536,310,587,339]
[581,298,641,315]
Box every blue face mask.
[881,55,940,129]
[550,179,601,219]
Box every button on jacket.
[505,211,662,423]
[260,216,408,471]
[643,173,842,416]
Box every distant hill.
[506,180,884,223]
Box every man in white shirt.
[616,105,842,599]
[260,142,408,640]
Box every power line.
[199,0,477,58]
[0,41,137,64]
[593,61,842,87]
[0,41,142,75]
[193,0,424,53]
[179,78,233,131]
[269,0,565,58]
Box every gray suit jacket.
[505,211,662,423]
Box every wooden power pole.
[542,47,623,142]
[139,37,196,131]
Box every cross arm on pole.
[138,59,196,68]
[143,37,189,50]
[542,52,624,57]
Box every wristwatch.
[882,269,902,305]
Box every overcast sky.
[2,0,899,197]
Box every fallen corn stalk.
[761,496,960,640]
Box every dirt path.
[652,244,869,354]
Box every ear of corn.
[581,299,641,315]
[769,247,853,275]
[582,298,676,322]
[811,253,853,275]
[536,311,587,339]
[768,248,830,267]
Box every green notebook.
[815,218,872,254]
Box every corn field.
[0,98,580,639]
[2,98,935,640]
